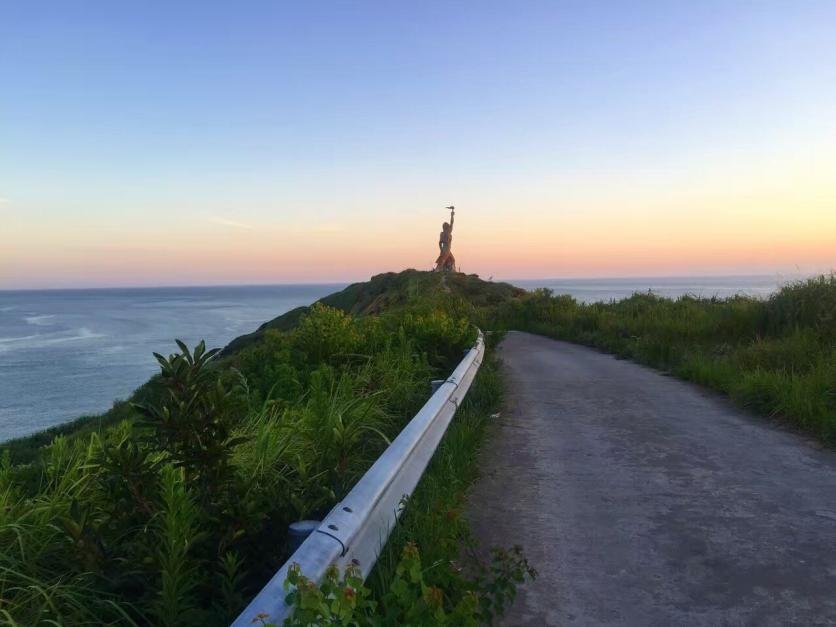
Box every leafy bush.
[134,340,245,502]
[292,304,361,365]
[274,541,535,627]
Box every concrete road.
[467,332,836,626]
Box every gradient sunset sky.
[2,1,834,289]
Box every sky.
[1,1,835,289]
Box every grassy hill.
[222,269,524,354]
[1,271,522,464]
[1,268,832,625]
[0,269,528,626]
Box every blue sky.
[2,1,835,287]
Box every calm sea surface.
[0,284,343,442]
[513,275,786,303]
[0,276,788,442]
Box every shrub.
[277,541,535,627]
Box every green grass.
[493,274,836,444]
[275,344,536,625]
[5,268,829,624]
[277,351,536,625]
[368,352,504,599]
[0,271,530,625]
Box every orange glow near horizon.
[3,205,834,288]
[4,1,836,289]
[3,143,835,288]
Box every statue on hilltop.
[434,206,456,272]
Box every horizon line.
[1,270,824,293]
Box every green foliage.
[222,270,523,355]
[3,268,830,625]
[278,541,535,626]
[360,357,536,626]
[280,562,375,625]
[763,273,836,340]
[0,280,503,625]
[134,340,245,498]
[292,304,361,364]
[495,273,836,444]
[153,465,203,626]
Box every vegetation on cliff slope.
[2,268,832,625]
[0,270,528,626]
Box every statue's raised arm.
[447,206,455,232]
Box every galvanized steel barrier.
[231,330,485,626]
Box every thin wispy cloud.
[310,222,345,234]
[208,216,254,230]
[0,197,9,205]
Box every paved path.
[467,332,836,626]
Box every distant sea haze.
[0,284,343,442]
[0,275,787,442]
[514,275,783,303]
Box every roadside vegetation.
[0,271,531,626]
[2,269,831,625]
[494,273,836,445]
[277,354,536,626]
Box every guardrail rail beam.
[232,330,485,627]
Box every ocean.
[0,275,788,442]
[0,284,343,442]
[512,275,785,303]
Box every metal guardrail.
[232,330,485,626]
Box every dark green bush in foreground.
[494,274,836,444]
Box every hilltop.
[1,270,524,463]
[222,269,525,354]
[0,266,526,626]
[2,266,832,625]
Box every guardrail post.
[287,520,320,553]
